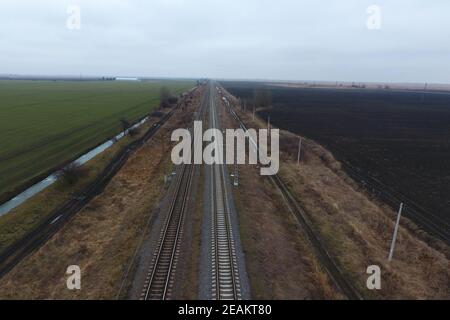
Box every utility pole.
[267,116,270,131]
[421,83,428,105]
[252,104,255,121]
[297,137,302,165]
[388,203,404,262]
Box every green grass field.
[0,79,193,200]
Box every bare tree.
[119,118,139,137]
[120,118,131,132]
[58,163,87,186]
[160,86,172,108]
[128,127,140,137]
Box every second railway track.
[209,83,243,300]
[210,163,242,300]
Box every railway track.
[211,163,242,300]
[141,85,207,300]
[209,84,242,300]
[141,163,194,300]
[269,174,362,300]
[219,86,363,300]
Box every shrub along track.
[0,88,198,280]
[219,86,363,300]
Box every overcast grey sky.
[1,0,449,83]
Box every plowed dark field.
[222,81,450,234]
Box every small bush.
[119,118,140,137]
[128,127,140,137]
[58,163,88,186]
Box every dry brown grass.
[234,164,343,299]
